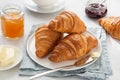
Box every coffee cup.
[32,0,58,8]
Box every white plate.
[26,32,102,71]
[24,0,65,13]
[0,45,23,71]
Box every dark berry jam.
[85,3,107,18]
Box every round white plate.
[0,45,23,71]
[26,31,102,71]
[24,0,65,13]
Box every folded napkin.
[19,24,112,80]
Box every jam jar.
[1,4,24,38]
[85,0,107,18]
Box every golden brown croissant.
[35,25,63,58]
[49,32,98,62]
[99,16,120,40]
[48,11,86,34]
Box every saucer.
[25,0,65,13]
[0,45,23,71]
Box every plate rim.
[24,0,65,13]
[26,31,102,71]
[0,45,23,71]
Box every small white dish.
[26,31,102,71]
[32,0,58,8]
[0,45,23,71]
[24,0,65,13]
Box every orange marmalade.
[1,5,24,38]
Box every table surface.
[0,0,120,80]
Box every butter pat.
[90,52,100,58]
[0,46,15,67]
[0,46,6,62]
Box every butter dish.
[0,45,23,71]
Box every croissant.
[35,25,63,58]
[48,11,86,34]
[99,16,120,40]
[49,32,98,62]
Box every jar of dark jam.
[85,0,107,18]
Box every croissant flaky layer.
[35,25,63,58]
[48,11,86,34]
[99,16,120,40]
[49,32,98,62]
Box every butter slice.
[0,46,15,67]
[0,46,6,62]
[90,52,100,58]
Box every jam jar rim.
[1,4,23,16]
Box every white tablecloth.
[0,0,120,80]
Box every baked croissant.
[99,16,120,40]
[49,32,98,62]
[35,25,63,58]
[48,11,86,34]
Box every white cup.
[32,0,58,8]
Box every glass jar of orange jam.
[1,4,24,38]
